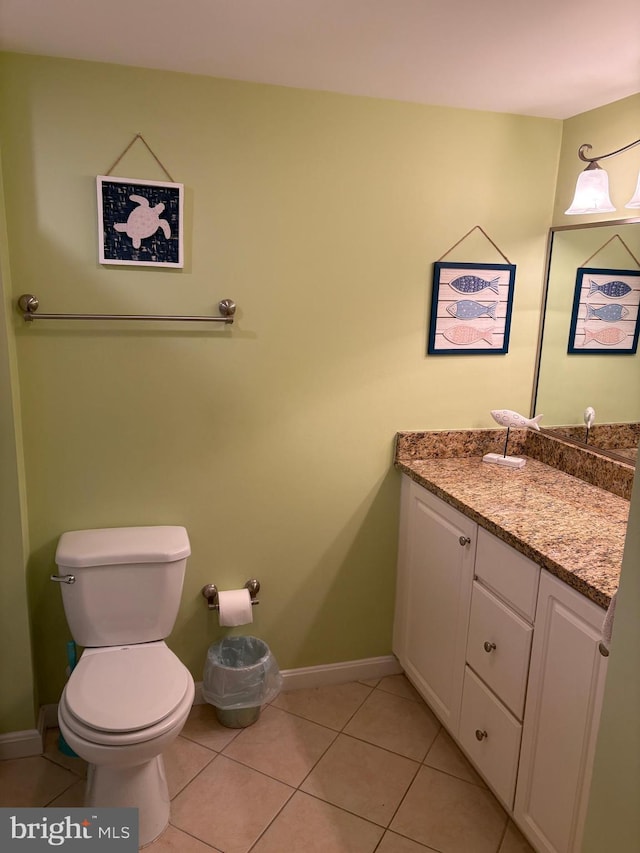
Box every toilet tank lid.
[55,526,191,567]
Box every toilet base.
[85,755,170,847]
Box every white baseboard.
[0,727,43,760]
[193,654,402,703]
[279,654,403,692]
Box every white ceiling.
[1,0,639,119]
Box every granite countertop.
[395,434,631,609]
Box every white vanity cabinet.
[394,474,609,853]
[514,571,608,853]
[393,475,477,733]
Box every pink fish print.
[582,327,627,346]
[443,325,493,346]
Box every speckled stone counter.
[395,433,631,609]
[396,428,634,499]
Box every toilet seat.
[62,643,192,745]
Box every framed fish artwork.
[567,267,640,354]
[427,262,516,355]
[97,176,184,268]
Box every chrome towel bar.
[17,293,236,324]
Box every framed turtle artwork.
[567,267,640,354]
[427,262,516,355]
[96,176,184,268]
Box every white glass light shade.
[624,169,640,208]
[564,167,616,214]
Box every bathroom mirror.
[532,217,640,466]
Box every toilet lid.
[65,645,191,733]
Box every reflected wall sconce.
[565,137,640,215]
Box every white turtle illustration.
[114,194,171,249]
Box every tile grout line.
[372,824,444,853]
[43,777,83,809]
[495,816,510,853]
[167,744,218,802]
[339,683,376,730]
[381,740,426,831]
[165,820,222,852]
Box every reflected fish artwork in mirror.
[534,222,640,435]
[567,266,640,355]
[588,279,633,298]
[585,304,629,322]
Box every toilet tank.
[54,526,191,647]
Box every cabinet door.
[514,571,608,853]
[393,476,476,733]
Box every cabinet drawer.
[459,666,522,810]
[467,581,533,719]
[475,528,540,620]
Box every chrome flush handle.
[50,574,76,585]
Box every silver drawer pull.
[50,574,76,585]
[459,536,471,546]
[483,641,497,653]
[475,729,488,741]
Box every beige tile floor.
[0,675,536,853]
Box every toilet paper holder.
[201,579,260,611]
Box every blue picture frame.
[97,176,184,268]
[427,262,516,355]
[567,267,640,354]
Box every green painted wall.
[0,154,36,734]
[0,52,561,705]
[536,222,640,425]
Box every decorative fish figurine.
[442,325,493,346]
[582,327,627,346]
[586,304,629,322]
[589,279,633,299]
[446,300,497,320]
[449,275,500,295]
[491,409,543,430]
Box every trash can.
[202,636,282,728]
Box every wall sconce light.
[565,138,640,215]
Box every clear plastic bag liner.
[202,636,282,710]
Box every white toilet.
[52,526,195,847]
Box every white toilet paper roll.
[217,588,254,627]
